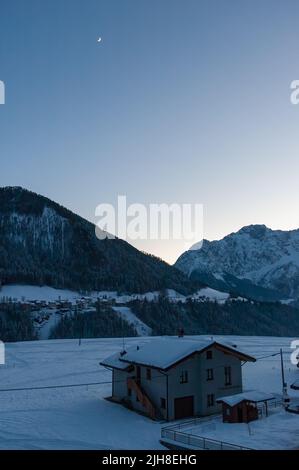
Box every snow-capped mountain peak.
[175,224,299,299]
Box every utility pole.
[121,319,126,354]
[280,348,286,387]
[79,315,83,346]
[280,348,290,408]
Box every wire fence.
[161,427,252,450]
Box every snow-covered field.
[0,335,298,450]
[182,408,299,450]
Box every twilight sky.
[1,0,299,263]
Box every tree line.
[128,297,299,336]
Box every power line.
[255,351,284,360]
[0,381,112,393]
[0,373,166,393]
[0,350,288,394]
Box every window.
[207,393,215,407]
[206,368,214,381]
[146,368,151,380]
[224,366,232,386]
[206,350,213,360]
[180,370,188,384]
[160,398,166,409]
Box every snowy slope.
[189,288,229,303]
[175,224,299,299]
[112,306,152,336]
[0,335,298,449]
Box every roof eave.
[213,342,256,362]
[119,358,166,371]
[99,361,131,372]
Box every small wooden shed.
[217,391,275,424]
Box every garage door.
[174,396,194,420]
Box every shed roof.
[101,337,255,371]
[217,390,275,407]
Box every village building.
[100,337,256,421]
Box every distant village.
[0,286,230,339]
[0,294,114,337]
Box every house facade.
[101,338,256,421]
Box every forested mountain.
[0,187,199,294]
[50,304,137,339]
[0,303,37,342]
[129,297,299,337]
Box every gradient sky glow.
[1,0,299,263]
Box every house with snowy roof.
[100,337,256,421]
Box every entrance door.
[174,396,194,420]
[237,406,243,423]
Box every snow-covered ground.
[0,335,298,449]
[181,408,299,450]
